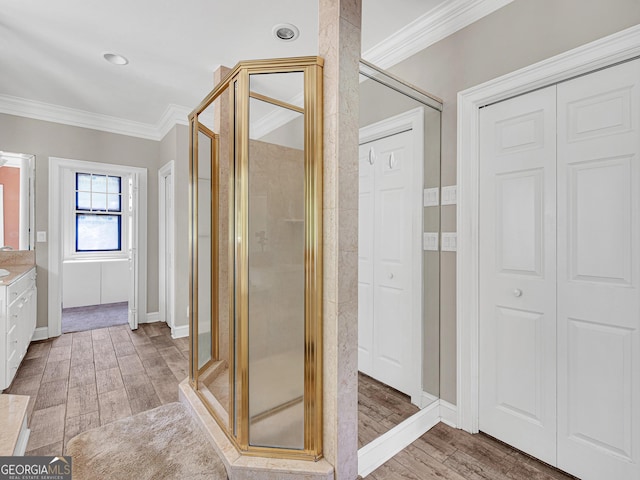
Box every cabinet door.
[557,58,640,480]
[479,85,558,465]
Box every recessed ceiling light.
[273,23,299,42]
[103,53,129,66]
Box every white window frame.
[63,167,130,261]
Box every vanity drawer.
[6,325,19,361]
[8,287,35,331]
[7,269,36,306]
[6,348,19,387]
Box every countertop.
[0,250,36,286]
[0,394,29,455]
[0,264,35,286]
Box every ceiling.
[0,0,504,138]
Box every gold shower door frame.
[188,57,324,461]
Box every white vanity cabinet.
[0,268,37,390]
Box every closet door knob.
[368,147,375,165]
[513,288,523,297]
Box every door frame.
[158,160,176,332]
[359,106,425,406]
[48,156,148,337]
[457,24,640,433]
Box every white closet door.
[557,59,640,480]
[358,130,415,396]
[359,142,376,376]
[479,85,558,465]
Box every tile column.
[319,1,361,479]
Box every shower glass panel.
[197,130,213,370]
[247,74,305,448]
[189,57,323,460]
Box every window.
[75,173,122,252]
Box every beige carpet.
[65,403,228,480]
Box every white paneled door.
[479,85,558,465]
[358,130,415,397]
[556,59,640,480]
[479,60,640,480]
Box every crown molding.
[157,103,191,139]
[0,94,191,141]
[362,0,514,70]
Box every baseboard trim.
[358,400,440,477]
[440,399,458,428]
[142,312,160,324]
[32,327,49,341]
[421,391,439,408]
[171,324,189,339]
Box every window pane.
[76,214,121,251]
[76,173,92,191]
[76,192,91,210]
[92,193,107,211]
[92,174,107,193]
[107,194,121,212]
[108,176,121,194]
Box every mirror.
[358,61,442,448]
[0,151,35,251]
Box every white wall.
[63,259,129,308]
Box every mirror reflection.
[0,151,35,251]
[357,62,442,449]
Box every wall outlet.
[36,231,47,242]
[441,185,457,205]
[441,232,457,252]
[423,188,439,207]
[423,232,439,251]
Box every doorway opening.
[48,157,148,337]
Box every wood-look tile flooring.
[358,375,578,480]
[358,372,420,448]
[363,422,578,480]
[7,328,577,480]
[4,322,189,456]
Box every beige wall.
[387,0,640,404]
[0,113,161,329]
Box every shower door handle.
[368,147,375,165]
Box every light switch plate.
[423,232,439,251]
[441,232,457,252]
[37,231,47,243]
[441,185,457,205]
[423,188,439,207]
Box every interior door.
[358,142,375,375]
[479,85,558,465]
[556,59,640,480]
[128,174,138,330]
[358,130,415,396]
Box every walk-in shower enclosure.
[188,57,324,460]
